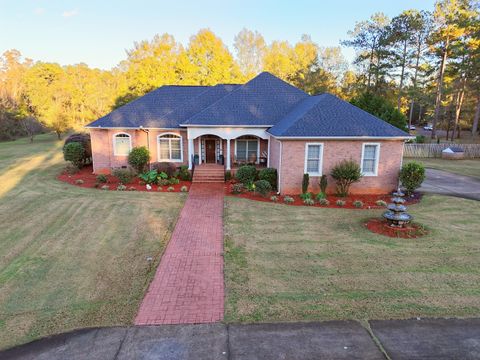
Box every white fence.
[404,143,480,158]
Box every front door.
[205,140,216,163]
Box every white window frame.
[113,132,132,156]
[361,143,380,176]
[304,143,324,176]
[235,138,260,163]
[157,133,183,163]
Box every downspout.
[139,126,151,170]
[277,140,282,194]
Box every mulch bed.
[224,180,421,210]
[58,165,191,192]
[365,218,428,238]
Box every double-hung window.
[158,134,183,162]
[113,133,131,156]
[236,139,258,163]
[361,143,380,176]
[304,143,323,176]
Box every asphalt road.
[2,318,480,360]
[420,168,480,201]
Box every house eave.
[179,124,273,128]
[269,135,414,140]
[85,126,182,130]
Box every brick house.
[86,72,411,194]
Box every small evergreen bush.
[316,192,326,201]
[375,200,387,207]
[167,186,174,192]
[353,200,364,208]
[254,180,272,197]
[151,162,177,178]
[270,195,278,202]
[283,196,294,204]
[303,198,315,206]
[96,174,108,183]
[128,146,150,173]
[225,170,232,181]
[235,165,257,185]
[300,192,312,200]
[258,168,277,189]
[180,185,188,192]
[331,160,362,197]
[318,198,330,206]
[112,168,135,184]
[117,184,127,191]
[336,199,346,206]
[63,142,85,168]
[400,162,425,195]
[319,174,328,194]
[231,183,244,194]
[177,165,191,181]
[302,173,310,194]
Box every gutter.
[269,135,414,140]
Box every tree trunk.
[432,41,449,139]
[409,41,422,128]
[472,95,480,137]
[451,79,466,141]
[397,40,408,111]
[367,42,376,90]
[56,131,62,140]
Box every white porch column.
[198,136,202,164]
[267,136,271,167]
[188,138,194,170]
[226,138,231,170]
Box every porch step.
[192,164,225,183]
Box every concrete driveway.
[2,319,480,360]
[419,168,480,201]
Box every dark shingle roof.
[268,94,410,137]
[87,85,220,128]
[181,72,309,126]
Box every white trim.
[188,138,194,170]
[226,139,231,170]
[361,142,380,176]
[234,138,260,164]
[156,132,183,163]
[113,132,132,156]
[86,126,182,130]
[267,136,271,168]
[270,135,414,140]
[304,143,324,176]
[278,140,283,193]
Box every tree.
[182,29,242,85]
[350,92,408,130]
[233,28,266,78]
[429,0,470,138]
[342,13,390,91]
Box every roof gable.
[181,72,309,126]
[269,93,410,138]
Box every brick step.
[192,179,224,183]
[193,177,225,181]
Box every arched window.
[113,133,131,156]
[157,133,183,162]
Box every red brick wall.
[90,128,188,173]
[278,139,404,195]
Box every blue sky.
[0,0,436,70]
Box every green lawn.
[0,134,185,349]
[405,158,480,179]
[224,196,480,323]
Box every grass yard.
[0,134,185,349]
[405,158,480,179]
[224,196,480,323]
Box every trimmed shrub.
[117,184,127,191]
[270,195,278,202]
[63,142,85,168]
[400,162,425,195]
[283,196,294,204]
[375,200,387,207]
[75,179,84,185]
[158,178,170,186]
[180,185,188,192]
[316,192,326,201]
[303,198,315,206]
[254,180,272,197]
[235,165,257,185]
[331,160,362,197]
[64,133,91,164]
[336,199,346,206]
[64,163,79,175]
[128,146,150,173]
[112,168,135,184]
[177,165,191,181]
[353,200,364,208]
[96,174,108,183]
[101,185,109,190]
[151,162,177,178]
[258,168,277,190]
[225,170,232,181]
[167,186,174,192]
[319,175,328,194]
[302,173,309,194]
[231,183,244,194]
[318,198,330,206]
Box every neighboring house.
[86,72,411,194]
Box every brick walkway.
[135,183,224,325]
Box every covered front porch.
[186,127,271,171]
